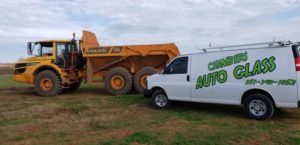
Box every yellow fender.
[32,62,65,83]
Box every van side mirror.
[27,42,33,55]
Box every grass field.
[1,74,300,145]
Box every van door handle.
[187,75,190,82]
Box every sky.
[0,0,300,63]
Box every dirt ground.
[1,73,300,144]
[0,63,13,75]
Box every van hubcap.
[155,95,167,107]
[249,100,266,116]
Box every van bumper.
[144,89,152,98]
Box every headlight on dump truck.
[26,62,39,66]
[14,62,39,74]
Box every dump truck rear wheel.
[65,81,81,92]
[134,67,157,94]
[104,67,132,95]
[35,70,62,97]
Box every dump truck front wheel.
[35,70,62,97]
[104,67,132,95]
[134,67,157,94]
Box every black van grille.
[14,63,27,74]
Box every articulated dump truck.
[12,31,180,97]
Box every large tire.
[243,93,275,120]
[65,81,81,92]
[134,67,157,94]
[35,70,62,97]
[104,67,132,95]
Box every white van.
[144,41,300,120]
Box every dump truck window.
[163,57,188,74]
[57,43,77,55]
[32,43,41,56]
[32,42,53,56]
[57,43,66,57]
[40,42,53,56]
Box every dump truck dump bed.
[81,31,180,76]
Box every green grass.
[59,101,90,114]
[15,136,25,141]
[0,119,31,127]
[0,75,30,89]
[1,75,300,145]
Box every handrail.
[198,41,293,53]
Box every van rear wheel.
[134,67,157,94]
[244,93,274,120]
[151,90,171,109]
[35,70,62,97]
[104,67,132,95]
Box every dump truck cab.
[26,39,81,70]
[13,39,84,96]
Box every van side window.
[163,57,188,74]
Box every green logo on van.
[195,52,278,90]
[208,52,248,71]
[233,56,276,79]
[196,70,227,89]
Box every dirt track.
[0,86,107,97]
[0,64,13,75]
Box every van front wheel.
[244,93,274,120]
[151,90,171,109]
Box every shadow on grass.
[63,87,108,96]
[167,101,244,118]
[150,101,298,120]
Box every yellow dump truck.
[12,31,180,96]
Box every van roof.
[185,41,296,56]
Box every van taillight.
[295,58,300,71]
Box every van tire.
[35,70,62,97]
[104,67,132,95]
[134,67,157,94]
[243,93,274,120]
[151,90,171,109]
